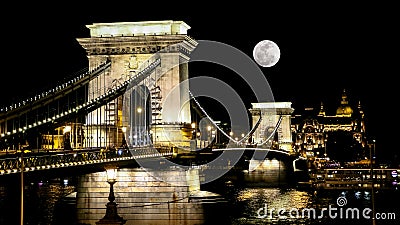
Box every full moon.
[253,40,280,67]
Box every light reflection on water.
[0,178,76,225]
[1,159,400,225]
[228,187,315,224]
[202,162,400,225]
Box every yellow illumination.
[63,126,71,134]
[105,168,117,182]
[86,21,190,37]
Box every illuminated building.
[291,89,367,161]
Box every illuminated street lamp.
[96,167,126,225]
[191,123,196,139]
[120,127,127,148]
[369,140,376,225]
[212,130,217,144]
[135,107,142,146]
[207,126,212,145]
[373,139,376,159]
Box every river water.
[1,161,399,225]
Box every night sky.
[1,4,398,162]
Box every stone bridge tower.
[250,102,294,152]
[77,20,197,149]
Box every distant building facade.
[291,90,367,161]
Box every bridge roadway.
[212,147,293,155]
[0,147,172,176]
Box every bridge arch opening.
[126,85,152,147]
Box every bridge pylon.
[249,102,294,152]
[77,20,198,149]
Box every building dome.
[336,89,353,116]
[336,105,353,116]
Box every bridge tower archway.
[77,21,198,149]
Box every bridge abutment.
[76,168,203,225]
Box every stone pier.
[246,159,289,186]
[76,168,203,225]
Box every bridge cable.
[257,115,283,146]
[188,90,282,145]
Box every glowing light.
[105,167,117,182]
[86,21,190,37]
[63,126,71,134]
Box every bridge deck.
[0,147,172,176]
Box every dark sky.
[1,4,398,160]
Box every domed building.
[291,89,366,162]
[336,89,353,116]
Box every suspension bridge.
[0,20,300,177]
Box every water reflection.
[202,159,400,225]
[1,158,399,225]
[0,178,76,225]
[28,182,75,225]
[229,187,313,224]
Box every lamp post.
[369,140,376,225]
[196,132,201,148]
[121,127,127,148]
[137,107,142,146]
[191,123,196,149]
[373,139,376,159]
[96,167,126,225]
[207,125,212,146]
[191,123,196,140]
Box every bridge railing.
[0,148,132,175]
